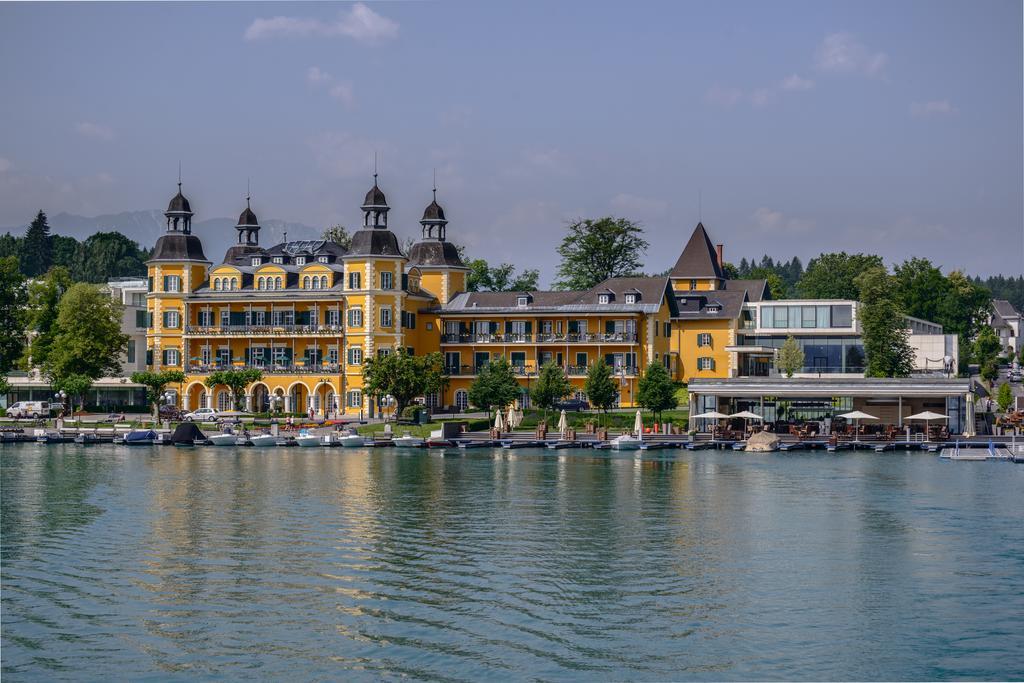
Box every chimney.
[715,244,724,270]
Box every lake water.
[2,444,1023,681]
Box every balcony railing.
[441,332,638,344]
[443,364,639,377]
[185,325,343,336]
[187,363,341,375]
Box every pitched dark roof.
[672,289,747,320]
[440,277,675,314]
[362,183,388,208]
[166,187,192,215]
[150,233,208,262]
[670,222,724,279]
[993,299,1019,318]
[726,278,769,301]
[407,240,465,268]
[421,199,446,222]
[236,206,259,227]
[345,229,403,258]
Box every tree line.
[0,210,151,282]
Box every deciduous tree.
[0,256,27,375]
[798,252,883,299]
[44,283,128,388]
[205,368,264,411]
[530,361,572,421]
[362,350,447,418]
[637,362,677,421]
[322,224,352,250]
[22,267,72,369]
[584,359,617,415]
[468,356,520,412]
[131,370,186,419]
[996,382,1013,413]
[555,217,648,290]
[855,267,914,378]
[973,326,1002,384]
[465,258,540,292]
[777,335,805,378]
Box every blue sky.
[0,0,1020,282]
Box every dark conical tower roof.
[421,199,446,222]
[236,205,259,227]
[669,222,724,279]
[166,183,193,215]
[362,179,388,209]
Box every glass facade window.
[802,306,816,328]
[773,306,788,328]
[831,305,852,328]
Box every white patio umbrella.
[729,410,763,435]
[837,410,878,442]
[634,409,643,437]
[905,410,948,441]
[692,410,729,433]
[557,409,568,437]
[963,393,976,438]
[507,405,519,431]
[493,408,506,433]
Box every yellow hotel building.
[146,179,768,416]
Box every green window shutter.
[606,321,615,334]
[505,321,512,334]
[605,354,615,365]
[161,349,169,365]
[568,321,578,333]
[525,321,532,334]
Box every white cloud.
[814,32,888,77]
[752,207,815,234]
[246,3,398,43]
[704,85,744,108]
[305,67,354,107]
[0,158,11,173]
[749,88,774,108]
[610,193,669,222]
[781,74,815,91]
[911,100,956,117]
[75,121,115,141]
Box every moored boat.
[294,429,322,447]
[609,434,643,451]
[392,432,424,448]
[208,432,241,446]
[123,429,157,445]
[334,430,366,447]
[249,433,279,447]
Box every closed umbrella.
[493,408,506,434]
[507,405,518,431]
[837,410,878,442]
[634,409,643,438]
[557,409,568,437]
[905,410,948,441]
[963,393,976,438]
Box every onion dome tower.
[407,187,465,269]
[223,193,267,263]
[150,181,207,262]
[346,174,403,258]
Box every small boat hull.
[609,436,643,451]
[392,436,424,448]
[208,433,240,446]
[249,435,279,447]
[295,435,322,447]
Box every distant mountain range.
[1,210,323,262]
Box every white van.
[7,401,50,419]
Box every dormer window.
[625,293,638,304]
[296,256,306,266]
[251,257,262,267]
[272,256,283,264]
[517,296,529,307]
[598,294,610,305]
[318,256,328,264]
[706,303,721,314]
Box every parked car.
[7,401,50,419]
[158,404,184,421]
[553,398,590,412]
[182,407,220,422]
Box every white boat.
[334,430,366,447]
[392,432,424,448]
[609,434,644,451]
[249,433,279,447]
[294,429,322,447]
[208,433,240,446]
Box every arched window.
[312,277,320,290]
[213,278,221,290]
[258,277,265,290]
[303,276,310,289]
[230,278,237,290]
[275,276,283,290]
[217,390,232,412]
[455,390,469,411]
[321,276,329,289]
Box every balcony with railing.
[443,364,639,378]
[185,324,344,337]
[441,332,638,344]
[186,363,342,375]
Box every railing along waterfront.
[186,364,341,375]
[441,332,638,344]
[185,325,344,336]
